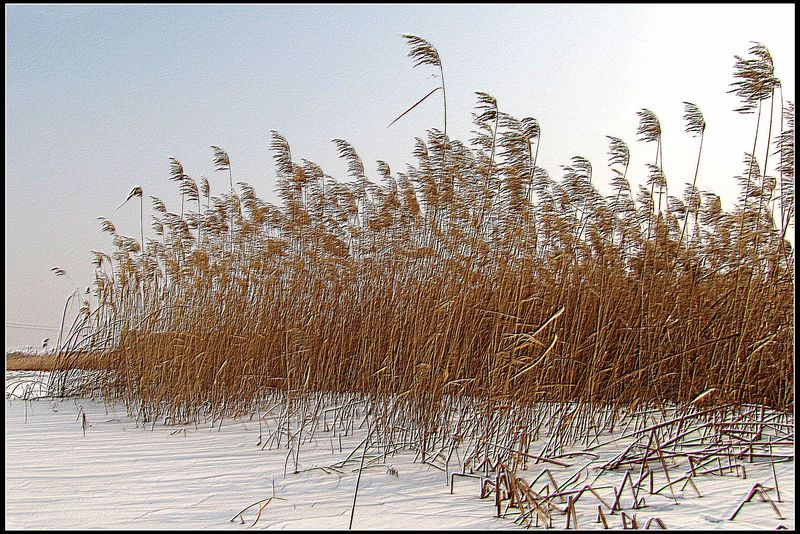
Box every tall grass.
[52,41,793,432]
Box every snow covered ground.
[5,371,794,530]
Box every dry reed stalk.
[728,482,785,521]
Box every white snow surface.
[5,371,795,530]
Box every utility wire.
[5,322,59,331]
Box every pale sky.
[5,4,795,350]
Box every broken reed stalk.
[728,482,785,521]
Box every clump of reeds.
[50,40,793,436]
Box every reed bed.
[47,39,792,465]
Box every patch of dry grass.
[7,350,109,371]
[47,39,793,430]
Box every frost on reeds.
[48,40,792,451]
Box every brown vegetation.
[49,40,793,427]
[7,350,108,371]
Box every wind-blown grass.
[49,41,793,434]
